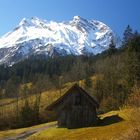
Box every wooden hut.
[46,84,99,128]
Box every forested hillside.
[0,25,140,130]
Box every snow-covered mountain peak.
[71,15,88,24]
[73,15,83,21]
[19,18,32,27]
[18,17,48,29]
[0,16,120,65]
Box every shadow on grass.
[98,115,124,126]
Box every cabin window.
[75,94,81,105]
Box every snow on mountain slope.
[0,16,120,65]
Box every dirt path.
[3,123,57,140]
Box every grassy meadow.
[0,108,139,140]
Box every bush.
[127,86,140,107]
[19,102,37,127]
[99,97,119,113]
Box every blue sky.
[0,0,140,37]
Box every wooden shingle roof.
[46,84,99,111]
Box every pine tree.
[124,35,140,89]
[108,39,117,56]
[123,25,134,46]
[134,30,140,37]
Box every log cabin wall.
[57,88,97,128]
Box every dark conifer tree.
[123,25,134,46]
[108,39,117,55]
[124,35,140,89]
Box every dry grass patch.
[0,122,56,140]
[28,109,135,140]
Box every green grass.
[28,122,129,140]
[0,108,139,140]
[27,108,138,140]
[0,80,139,140]
[0,122,56,140]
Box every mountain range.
[0,16,120,65]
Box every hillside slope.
[27,108,140,140]
[0,108,139,140]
